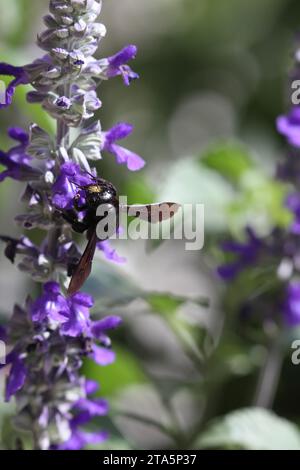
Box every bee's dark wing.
[67,229,98,296]
[119,202,181,224]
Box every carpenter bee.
[62,175,180,295]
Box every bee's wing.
[119,202,181,224]
[67,229,98,296]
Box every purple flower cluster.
[0,0,143,450]
[1,283,120,449]
[0,127,41,182]
[218,47,300,328]
[103,123,145,172]
[277,107,300,148]
[0,64,29,109]
[217,227,263,281]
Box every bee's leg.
[62,210,89,234]
[73,193,88,212]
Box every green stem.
[253,333,283,409]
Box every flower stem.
[57,120,68,147]
[253,333,284,408]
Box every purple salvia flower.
[218,40,300,332]
[103,123,145,171]
[31,282,69,323]
[92,315,122,336]
[97,239,127,264]
[58,429,108,451]
[5,351,27,402]
[285,192,300,234]
[217,227,262,281]
[0,128,41,182]
[0,0,139,450]
[74,397,109,418]
[52,162,94,210]
[0,63,29,108]
[91,315,122,347]
[61,292,94,337]
[91,343,116,366]
[284,282,300,326]
[0,325,7,341]
[277,106,300,147]
[106,45,139,86]
[56,96,72,109]
[0,235,39,264]
[85,379,99,395]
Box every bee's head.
[84,178,118,208]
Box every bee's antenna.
[69,171,98,189]
[85,170,98,180]
[69,180,84,189]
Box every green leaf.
[94,438,132,450]
[147,292,212,364]
[87,262,142,310]
[228,173,291,229]
[198,408,300,450]
[200,142,253,185]
[147,292,209,317]
[124,177,156,206]
[84,345,147,397]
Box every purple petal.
[0,325,7,341]
[44,281,61,295]
[291,221,300,235]
[276,108,300,148]
[27,91,48,103]
[8,127,29,145]
[61,292,94,337]
[31,282,69,323]
[120,65,139,86]
[0,63,29,109]
[217,263,240,281]
[104,122,133,143]
[108,45,137,68]
[52,162,94,210]
[70,292,94,308]
[91,344,115,366]
[85,379,99,395]
[0,63,24,76]
[106,45,139,86]
[284,282,300,326]
[6,355,27,401]
[97,240,127,264]
[59,430,108,450]
[110,144,145,171]
[52,175,76,210]
[75,398,108,417]
[56,96,71,109]
[91,316,122,339]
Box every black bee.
[62,175,180,295]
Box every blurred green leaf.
[0,402,32,450]
[200,142,253,186]
[222,262,281,315]
[147,292,209,317]
[84,345,148,397]
[88,263,141,311]
[199,142,291,232]
[124,177,156,206]
[198,408,300,450]
[228,172,291,229]
[94,438,132,450]
[147,292,212,365]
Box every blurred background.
[2,0,300,450]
